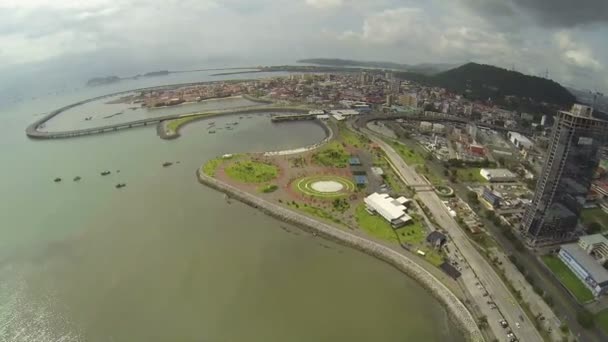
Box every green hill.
[395,63,575,106]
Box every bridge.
[356,112,534,135]
[25,96,310,139]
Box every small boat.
[226,126,233,130]
[209,130,216,134]
[232,122,239,125]
[73,176,81,182]
[115,183,126,189]
[162,162,173,167]
[54,177,62,183]
[101,171,111,176]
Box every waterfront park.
[201,120,444,268]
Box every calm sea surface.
[0,70,464,341]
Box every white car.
[515,322,521,329]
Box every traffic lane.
[372,134,541,341]
[419,192,542,342]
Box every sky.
[0,0,607,92]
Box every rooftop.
[580,234,608,246]
[364,192,411,222]
[561,243,608,284]
[480,168,516,179]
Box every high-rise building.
[386,94,393,107]
[360,72,368,85]
[464,104,473,116]
[398,94,418,107]
[522,105,608,246]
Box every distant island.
[86,76,121,87]
[86,70,170,87]
[143,70,170,77]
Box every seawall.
[159,106,313,140]
[197,171,484,342]
[263,119,333,156]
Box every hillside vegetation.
[395,62,575,107]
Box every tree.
[467,191,479,205]
[576,309,595,329]
[587,222,602,234]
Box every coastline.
[196,170,484,342]
[157,106,312,140]
[24,79,259,139]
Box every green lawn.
[225,160,278,183]
[595,309,608,335]
[417,247,445,267]
[312,141,349,167]
[542,255,595,303]
[339,123,368,148]
[396,216,425,245]
[455,167,488,183]
[355,204,399,243]
[202,157,225,177]
[581,208,608,232]
[415,165,444,185]
[392,142,426,165]
[288,202,343,226]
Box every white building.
[432,123,446,134]
[330,109,360,116]
[420,121,433,132]
[309,110,325,115]
[364,193,412,228]
[571,104,594,117]
[559,242,608,297]
[480,168,517,182]
[332,113,345,121]
[579,234,608,262]
[508,132,534,150]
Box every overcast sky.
[1,0,607,92]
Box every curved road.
[26,104,309,139]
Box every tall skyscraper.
[522,105,608,246]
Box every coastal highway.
[362,127,544,342]
[25,105,308,139]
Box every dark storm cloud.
[464,0,608,28]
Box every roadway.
[363,128,543,342]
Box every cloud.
[0,0,606,93]
[461,0,608,28]
[554,31,602,70]
[306,0,343,9]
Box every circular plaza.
[293,175,355,199]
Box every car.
[515,322,521,329]
[499,320,508,328]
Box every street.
[366,129,544,342]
